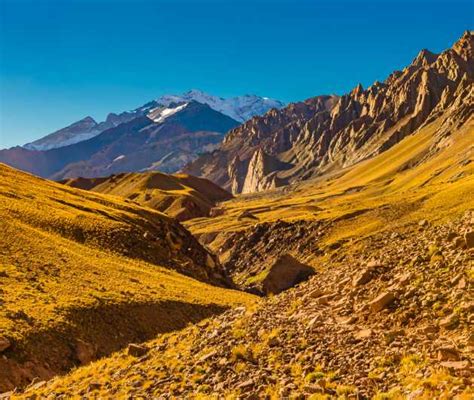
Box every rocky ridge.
[185,31,474,194]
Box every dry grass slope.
[15,111,473,399]
[61,171,232,221]
[0,164,254,392]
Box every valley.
[0,30,472,400]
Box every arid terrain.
[0,32,472,400]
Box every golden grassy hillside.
[6,117,473,398]
[187,118,474,244]
[0,164,254,392]
[61,171,232,221]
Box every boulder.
[369,292,396,313]
[262,254,315,295]
[127,343,149,357]
[437,347,460,361]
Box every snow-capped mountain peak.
[155,90,285,123]
[21,90,284,151]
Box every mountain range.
[21,90,284,151]
[1,91,283,179]
[0,101,239,179]
[185,31,473,193]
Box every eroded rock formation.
[185,31,474,193]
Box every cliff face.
[184,31,474,194]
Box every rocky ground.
[220,219,325,289]
[19,211,473,399]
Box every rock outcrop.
[241,148,291,193]
[185,31,474,193]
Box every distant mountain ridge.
[0,101,240,179]
[155,89,285,123]
[21,90,284,151]
[184,31,474,193]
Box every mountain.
[156,89,285,122]
[0,101,240,179]
[23,101,160,151]
[23,116,102,151]
[19,91,283,151]
[61,171,233,221]
[185,31,473,194]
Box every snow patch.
[113,155,125,162]
[149,103,189,123]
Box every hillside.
[19,91,474,398]
[0,163,255,393]
[61,171,233,221]
[185,31,473,194]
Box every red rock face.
[184,31,474,194]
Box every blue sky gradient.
[0,0,472,148]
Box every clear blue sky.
[0,0,472,148]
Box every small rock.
[237,210,258,221]
[237,379,254,389]
[339,315,357,325]
[127,343,149,357]
[439,313,459,329]
[307,315,321,328]
[218,357,228,366]
[316,294,333,305]
[306,288,324,299]
[447,231,458,241]
[366,260,383,268]
[454,237,466,249]
[440,361,470,370]
[268,336,279,347]
[354,329,372,340]
[353,268,373,286]
[199,350,217,363]
[369,292,396,313]
[419,219,429,227]
[76,340,95,365]
[87,382,102,391]
[417,325,438,335]
[437,347,460,361]
[450,274,463,286]
[28,380,46,391]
